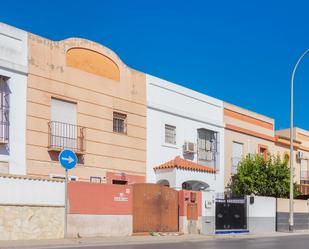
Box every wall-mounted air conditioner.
[297,151,305,160]
[183,141,195,154]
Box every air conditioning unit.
[297,151,305,160]
[183,142,195,154]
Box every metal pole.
[64,169,68,238]
[289,49,309,232]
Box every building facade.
[224,102,276,189]
[275,128,309,196]
[25,34,147,183]
[146,74,225,192]
[0,23,28,175]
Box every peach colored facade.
[224,102,276,189]
[275,128,309,187]
[26,34,147,182]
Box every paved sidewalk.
[1,231,309,249]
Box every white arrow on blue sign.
[59,149,78,170]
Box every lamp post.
[289,49,309,232]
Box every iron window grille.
[0,76,10,143]
[48,121,85,153]
[113,112,127,134]
[165,124,176,144]
[197,128,218,168]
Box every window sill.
[162,143,179,149]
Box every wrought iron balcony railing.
[48,121,85,154]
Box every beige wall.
[275,128,309,184]
[27,34,146,181]
[277,198,309,213]
[224,102,275,188]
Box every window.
[113,112,127,134]
[197,128,218,168]
[258,145,268,160]
[0,76,10,143]
[300,159,308,184]
[90,176,102,183]
[232,142,243,174]
[49,98,85,152]
[165,124,176,144]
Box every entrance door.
[132,183,179,233]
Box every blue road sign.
[59,150,77,170]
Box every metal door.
[216,198,247,230]
[132,183,179,233]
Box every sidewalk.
[0,231,309,249]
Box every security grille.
[165,124,176,144]
[113,112,127,134]
[0,76,10,143]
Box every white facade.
[146,74,225,192]
[0,23,28,175]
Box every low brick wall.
[0,205,64,240]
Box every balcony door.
[50,98,77,151]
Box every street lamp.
[289,49,309,232]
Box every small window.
[165,124,176,144]
[90,176,102,183]
[258,145,268,160]
[112,179,128,185]
[113,112,127,134]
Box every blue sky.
[1,0,309,130]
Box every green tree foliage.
[230,154,299,198]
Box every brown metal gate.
[133,183,179,233]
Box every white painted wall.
[247,195,276,218]
[0,22,28,175]
[147,74,225,192]
[0,176,64,206]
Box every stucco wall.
[247,196,276,234]
[27,34,146,181]
[224,129,275,187]
[68,214,132,237]
[0,23,28,175]
[146,74,225,192]
[0,176,64,206]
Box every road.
[38,234,309,249]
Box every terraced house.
[0,22,147,183]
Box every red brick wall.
[68,182,132,215]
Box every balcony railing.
[48,121,85,154]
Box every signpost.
[59,149,77,238]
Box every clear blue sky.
[2,0,309,130]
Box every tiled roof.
[154,156,216,173]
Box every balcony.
[48,121,86,154]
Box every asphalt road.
[43,234,309,249]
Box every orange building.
[26,34,146,183]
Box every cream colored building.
[224,102,276,189]
[25,34,147,183]
[275,128,309,195]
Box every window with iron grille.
[0,76,10,143]
[197,128,218,168]
[113,112,127,134]
[165,124,176,144]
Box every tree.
[229,153,299,198]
